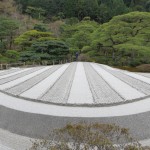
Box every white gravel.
[124,72,150,84]
[6,66,60,96]
[84,63,124,103]
[138,73,150,78]
[91,63,145,100]
[20,64,69,99]
[0,62,149,105]
[41,63,77,103]
[100,65,150,95]
[0,68,20,76]
[0,67,51,90]
[0,91,150,117]
[0,67,43,85]
[68,62,93,104]
[0,68,30,80]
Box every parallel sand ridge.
[0,62,150,106]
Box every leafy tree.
[4,50,20,62]
[14,0,149,23]
[33,24,48,32]
[26,6,46,19]
[90,12,150,66]
[63,0,77,18]
[20,40,69,62]
[61,20,98,51]
[146,0,150,12]
[76,0,99,20]
[32,40,69,59]
[15,30,53,50]
[0,17,19,51]
[65,17,79,25]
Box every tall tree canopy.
[90,12,150,66]
[0,17,19,52]
[14,0,149,22]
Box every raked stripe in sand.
[0,91,150,117]
[0,67,51,90]
[20,64,69,99]
[68,62,94,104]
[91,63,145,100]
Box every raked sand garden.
[0,62,150,149]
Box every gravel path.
[0,105,150,141]
[68,62,93,104]
[138,73,150,78]
[100,65,150,95]
[20,64,69,99]
[0,68,29,80]
[0,67,43,85]
[1,91,150,117]
[0,67,50,90]
[0,62,149,105]
[124,71,150,84]
[5,66,56,95]
[84,63,124,104]
[91,63,145,100]
[0,69,20,77]
[0,128,32,150]
[41,63,77,103]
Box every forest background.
[0,0,150,68]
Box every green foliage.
[59,11,150,66]
[81,46,92,53]
[32,40,69,57]
[15,30,53,49]
[0,17,19,50]
[5,50,20,59]
[0,17,19,38]
[0,50,20,63]
[1,0,150,67]
[33,24,48,32]
[14,0,146,23]
[20,40,69,62]
[0,55,9,63]
[65,17,79,25]
[61,20,99,51]
[25,6,46,19]
[4,50,20,62]
[90,12,150,66]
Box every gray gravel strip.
[0,145,14,150]
[100,65,150,95]
[0,69,21,76]
[0,105,150,141]
[138,73,150,78]
[41,63,77,103]
[0,67,43,85]
[84,63,124,104]
[0,128,32,150]
[6,65,61,96]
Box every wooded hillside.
[0,0,150,67]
